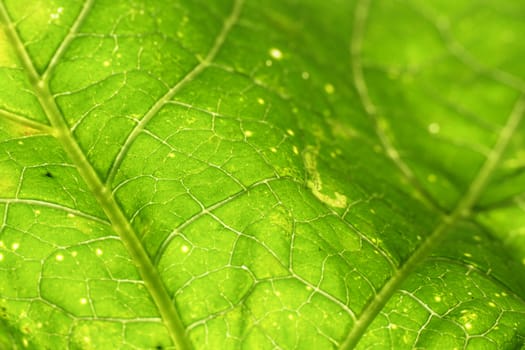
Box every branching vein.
[340,89,525,348]
[105,0,245,186]
[42,0,95,81]
[350,0,443,212]
[344,3,525,347]
[0,198,109,225]
[0,108,53,133]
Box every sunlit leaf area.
[1,0,525,349]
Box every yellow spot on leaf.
[460,311,478,331]
[428,122,440,134]
[324,83,335,94]
[269,48,283,60]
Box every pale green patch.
[302,146,347,208]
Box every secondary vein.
[105,0,245,186]
[0,198,110,225]
[410,1,525,94]
[42,0,95,82]
[0,108,53,133]
[350,0,443,213]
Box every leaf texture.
[0,0,525,349]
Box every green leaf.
[1,0,525,349]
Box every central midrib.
[37,89,191,350]
[0,3,195,350]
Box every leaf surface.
[1,0,525,349]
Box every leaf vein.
[0,198,109,225]
[0,3,193,349]
[105,0,245,186]
[42,0,95,81]
[345,2,525,342]
[0,108,53,133]
[350,0,443,212]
